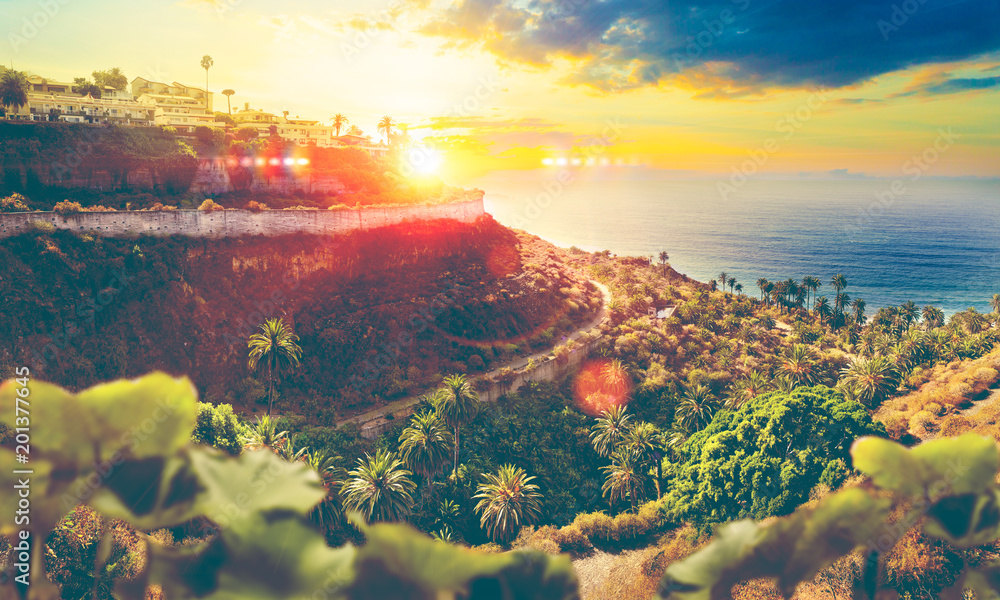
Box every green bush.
[660,385,884,527]
[191,402,245,455]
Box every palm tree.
[331,113,349,136]
[728,277,737,294]
[0,70,29,117]
[709,280,718,291]
[432,374,480,478]
[992,293,1000,316]
[658,251,670,275]
[899,301,919,329]
[923,305,945,330]
[718,272,728,291]
[601,449,644,513]
[241,414,288,452]
[757,278,769,303]
[779,344,818,386]
[726,370,770,410]
[590,403,633,458]
[839,356,898,408]
[624,422,664,499]
[831,274,848,325]
[247,317,303,415]
[306,449,347,535]
[734,282,743,296]
[852,298,867,326]
[347,124,363,136]
[341,449,416,523]
[222,89,235,114]
[675,385,719,431]
[200,55,213,97]
[377,115,395,145]
[398,410,453,504]
[814,296,832,324]
[601,359,630,400]
[803,276,821,310]
[473,465,543,544]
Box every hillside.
[0,215,602,419]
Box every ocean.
[474,174,1000,317]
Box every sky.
[3,0,999,185]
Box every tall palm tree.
[675,385,719,431]
[729,277,738,294]
[341,449,416,523]
[473,465,543,544]
[590,403,633,458]
[839,356,898,408]
[658,251,670,275]
[432,374,480,478]
[757,278,769,303]
[0,70,29,117]
[247,317,303,415]
[899,301,919,329]
[831,274,848,324]
[779,344,818,386]
[624,422,664,499]
[601,449,644,513]
[200,55,213,97]
[814,296,832,324]
[852,298,867,326]
[331,113,349,136]
[718,272,728,291]
[803,276,821,310]
[377,115,395,145]
[734,283,743,296]
[398,410,453,502]
[222,89,235,114]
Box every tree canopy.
[661,385,885,527]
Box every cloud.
[417,0,1000,93]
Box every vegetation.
[0,373,578,599]
[247,317,303,414]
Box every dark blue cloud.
[421,0,1000,91]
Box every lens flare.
[573,359,632,416]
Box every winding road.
[334,280,611,433]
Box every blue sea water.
[475,174,1000,317]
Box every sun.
[408,147,444,175]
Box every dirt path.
[959,384,1000,420]
[332,280,611,430]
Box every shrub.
[83,205,115,212]
[246,200,268,212]
[0,192,29,212]
[191,402,245,455]
[26,219,56,234]
[198,199,224,211]
[939,414,971,437]
[53,200,84,214]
